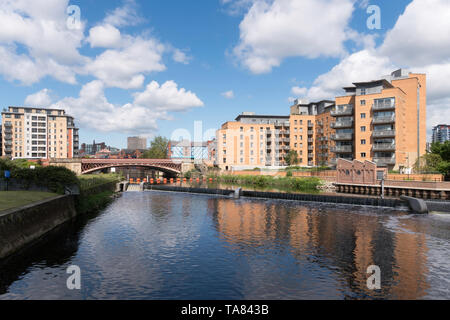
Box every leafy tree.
[284,150,299,166]
[414,153,443,173]
[430,141,450,161]
[141,136,169,159]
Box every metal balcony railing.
[373,101,395,111]
[331,145,353,153]
[372,143,396,151]
[373,157,396,165]
[331,106,353,116]
[372,115,395,124]
[308,138,314,143]
[331,133,353,140]
[372,130,395,138]
[331,120,353,129]
[308,130,314,135]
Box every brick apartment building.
[215,69,426,171]
[1,106,79,159]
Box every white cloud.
[221,90,235,99]
[133,80,204,112]
[51,80,203,135]
[87,24,122,48]
[291,86,307,97]
[24,88,53,107]
[0,0,86,84]
[84,37,167,89]
[379,0,450,66]
[172,49,191,64]
[233,0,355,74]
[103,0,144,27]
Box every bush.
[286,170,293,177]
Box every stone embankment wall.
[0,195,77,259]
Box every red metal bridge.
[80,159,182,175]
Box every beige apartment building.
[216,69,426,171]
[1,106,79,160]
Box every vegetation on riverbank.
[207,174,323,192]
[78,173,122,191]
[0,191,59,212]
[76,190,116,215]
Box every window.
[361,88,366,95]
[361,152,366,158]
[240,134,243,140]
[361,100,366,106]
[361,139,366,145]
[240,127,243,132]
[361,126,366,132]
[361,113,366,119]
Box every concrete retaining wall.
[0,195,77,260]
[147,185,405,209]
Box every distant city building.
[0,126,2,157]
[127,136,147,150]
[168,140,208,161]
[432,124,450,143]
[216,69,427,171]
[118,149,145,159]
[1,106,79,159]
[80,140,106,156]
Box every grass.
[0,191,59,212]
[78,173,121,191]
[207,174,323,193]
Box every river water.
[1,191,449,300]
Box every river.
[0,191,449,299]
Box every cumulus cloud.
[87,24,122,48]
[379,0,450,66]
[172,49,191,64]
[133,80,204,112]
[233,0,355,74]
[221,90,235,99]
[0,0,86,84]
[24,88,53,107]
[103,0,144,27]
[83,36,167,89]
[50,80,203,135]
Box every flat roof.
[235,114,289,121]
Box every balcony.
[331,145,353,153]
[331,133,353,140]
[4,141,12,146]
[281,138,290,143]
[373,101,395,111]
[308,138,314,143]
[372,130,395,138]
[308,162,314,166]
[281,146,290,151]
[331,120,353,129]
[372,115,395,124]
[329,158,337,165]
[319,145,328,150]
[4,122,12,127]
[307,123,313,128]
[373,143,396,151]
[373,157,396,165]
[317,129,324,134]
[331,106,353,116]
[307,130,314,135]
[308,146,314,151]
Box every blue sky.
[0,0,449,149]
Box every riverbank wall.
[146,185,406,209]
[0,195,77,260]
[0,180,122,260]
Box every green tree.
[430,141,450,161]
[141,136,169,159]
[284,150,299,166]
[414,153,443,173]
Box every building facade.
[432,124,450,143]
[1,106,79,160]
[216,70,426,171]
[168,140,209,161]
[127,136,147,150]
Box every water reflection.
[0,191,449,299]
